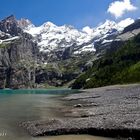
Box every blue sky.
[0,0,139,28]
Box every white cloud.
[107,0,137,18]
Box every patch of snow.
[102,39,113,44]
[118,18,134,31]
[0,36,20,44]
[74,44,95,54]
[82,26,94,35]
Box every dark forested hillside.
[72,33,140,89]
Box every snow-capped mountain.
[0,15,135,59]
[91,18,134,45]
[18,18,134,57]
[19,20,95,55]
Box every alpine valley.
[0,15,140,89]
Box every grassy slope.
[72,33,140,89]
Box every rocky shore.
[20,84,140,139]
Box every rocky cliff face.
[0,15,38,89]
[0,15,23,36]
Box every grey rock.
[74,104,83,108]
[0,16,39,89]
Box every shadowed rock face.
[0,15,23,36]
[0,38,38,89]
[0,15,39,89]
[123,19,140,34]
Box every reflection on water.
[0,89,115,140]
[0,89,78,95]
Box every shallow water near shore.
[0,89,115,140]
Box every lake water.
[0,89,115,140]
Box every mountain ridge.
[0,15,135,57]
[0,15,140,89]
[17,16,135,60]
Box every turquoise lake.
[0,89,115,140]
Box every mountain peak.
[4,15,16,21]
[42,21,56,28]
[98,20,117,30]
[82,26,94,35]
[18,18,35,29]
[0,15,21,35]
[1,15,17,24]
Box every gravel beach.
[20,84,140,139]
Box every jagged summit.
[18,18,35,30]
[2,15,16,21]
[0,15,22,36]
[0,15,17,27]
[42,21,56,28]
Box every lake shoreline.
[20,84,140,139]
